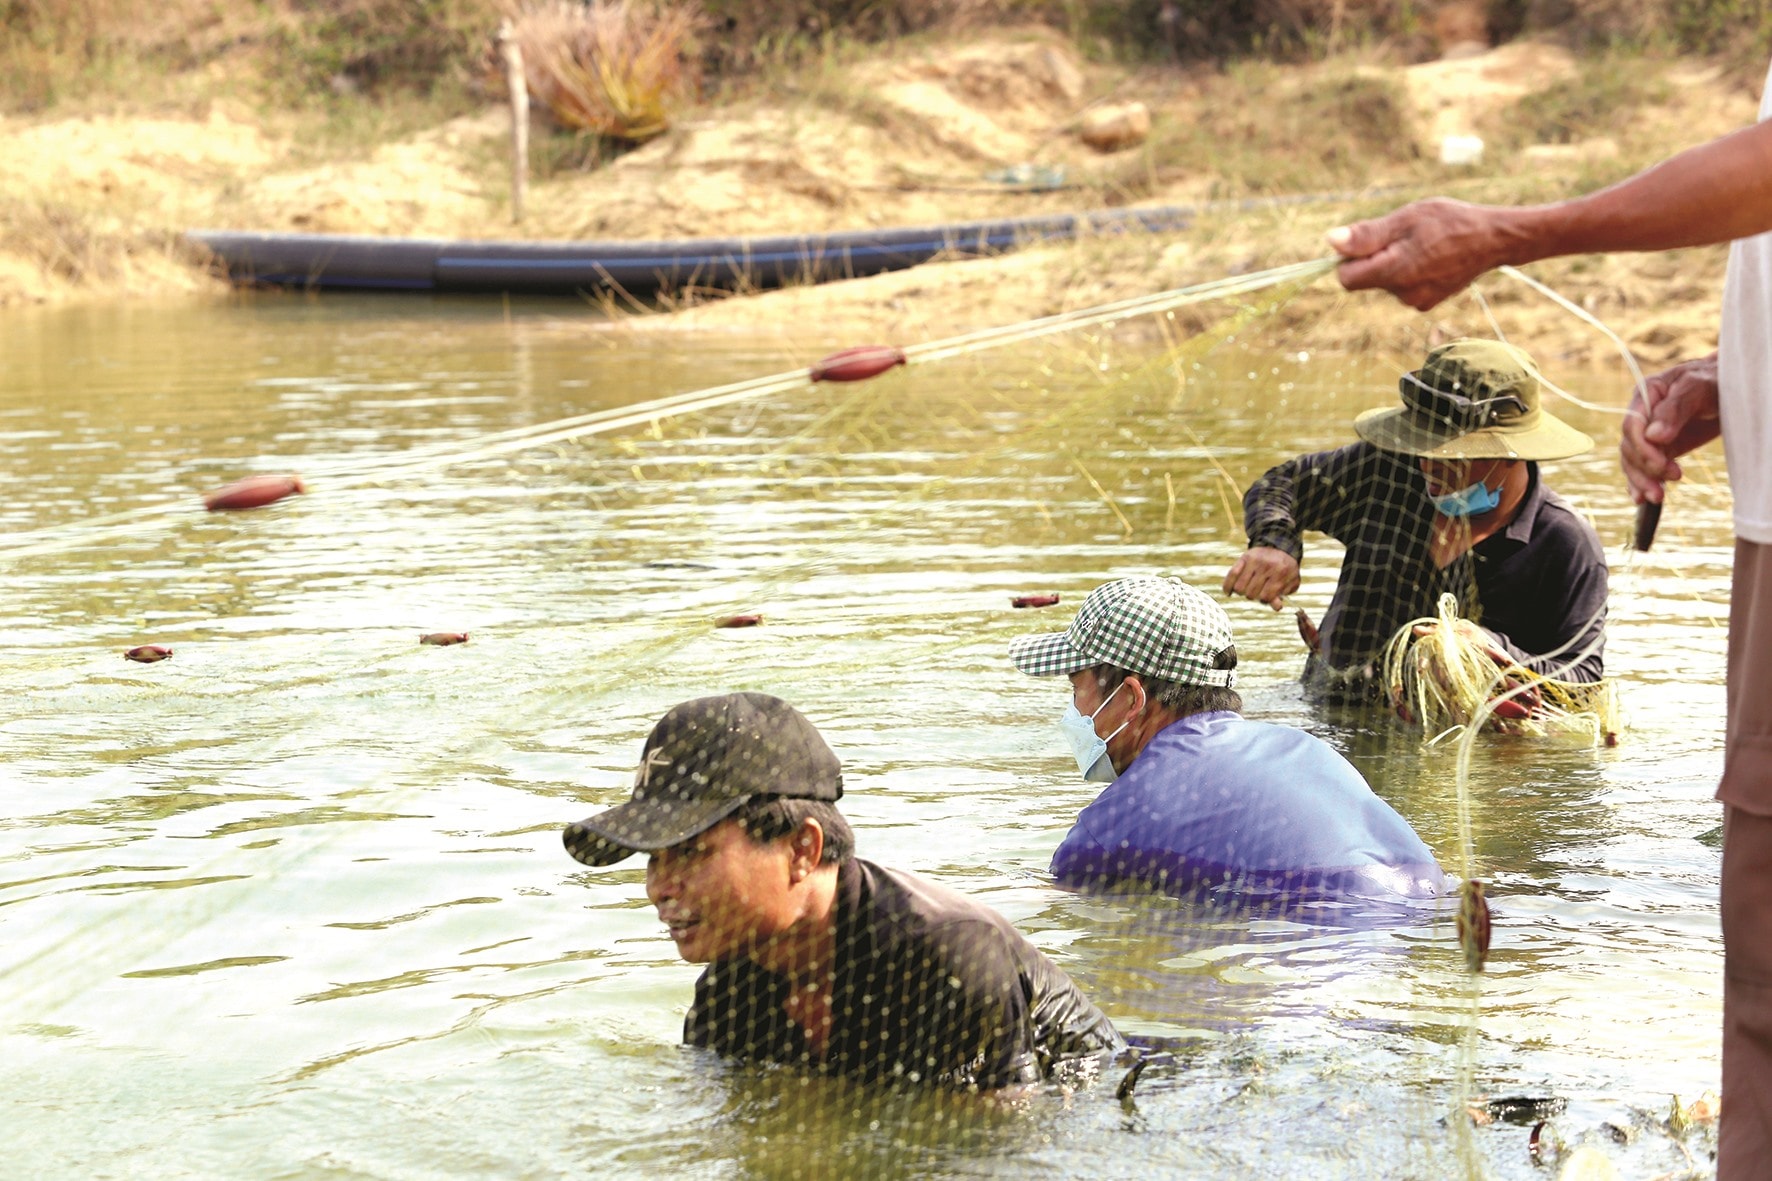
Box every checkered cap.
[1009,576,1236,687]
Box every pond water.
[0,294,1731,1179]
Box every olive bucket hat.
[1353,339,1593,461]
[563,692,843,867]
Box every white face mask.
[1058,681,1129,783]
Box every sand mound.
[0,29,1755,360]
[1392,41,1578,149]
[0,107,276,227]
[235,111,508,237]
[533,33,1103,242]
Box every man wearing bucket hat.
[1321,91,1772,1174]
[1223,338,1608,700]
[1011,576,1446,901]
[563,691,1122,1091]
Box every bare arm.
[1333,119,1772,310]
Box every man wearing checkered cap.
[1012,576,1446,901]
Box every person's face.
[1067,669,1144,771]
[1418,456,1511,497]
[1069,668,1111,718]
[645,818,798,964]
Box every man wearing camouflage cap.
[1222,338,1608,702]
[1012,576,1446,901]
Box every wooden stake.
[497,20,528,226]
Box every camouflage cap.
[1353,338,1593,461]
[563,692,843,867]
[1009,576,1236,688]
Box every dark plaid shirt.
[1243,442,1607,694]
[685,858,1121,1090]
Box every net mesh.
[1382,591,1621,742]
[0,254,1724,1178]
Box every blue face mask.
[1430,479,1502,518]
[1058,682,1129,783]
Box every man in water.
[1010,575,1446,901]
[1319,61,1772,1172]
[1221,338,1608,703]
[563,691,1122,1091]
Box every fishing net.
[0,250,1726,1180]
[1381,591,1620,742]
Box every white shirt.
[1718,58,1772,543]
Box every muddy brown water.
[0,295,1730,1178]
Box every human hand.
[1327,198,1511,311]
[1487,675,1542,720]
[1619,353,1721,504]
[1411,619,1511,666]
[1222,546,1301,610]
[1410,621,1536,716]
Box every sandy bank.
[0,32,1757,368]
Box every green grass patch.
[1489,50,1673,148]
[1105,65,1421,201]
[269,0,503,97]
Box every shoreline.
[0,33,1748,371]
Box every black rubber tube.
[186,206,1194,297]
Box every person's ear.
[788,818,825,883]
[1123,675,1148,719]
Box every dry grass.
[507,0,703,142]
[0,197,205,297]
[698,0,1007,75]
[0,201,130,285]
[1100,61,1425,201]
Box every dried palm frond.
[508,1,702,144]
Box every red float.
[716,614,763,628]
[203,474,307,512]
[1489,681,1541,721]
[1011,594,1060,609]
[419,632,469,646]
[124,645,173,663]
[1489,696,1532,720]
[808,345,907,383]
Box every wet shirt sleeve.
[861,921,1044,1090]
[684,960,801,1064]
[1049,814,1113,882]
[1243,443,1385,559]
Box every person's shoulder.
[854,860,1005,930]
[1213,712,1324,746]
[855,861,1023,954]
[686,958,768,1047]
[1175,709,1310,743]
[1140,712,1355,783]
[1274,440,1386,468]
[1143,709,1258,757]
[691,956,757,1000]
[1200,714,1364,777]
[1533,484,1607,557]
